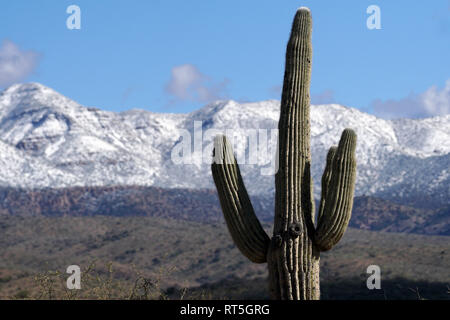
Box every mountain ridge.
[0,82,448,207]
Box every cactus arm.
[211,135,270,263]
[316,146,337,225]
[314,129,357,251]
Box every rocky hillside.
[351,196,449,236]
[0,186,447,236]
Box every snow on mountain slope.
[0,83,448,205]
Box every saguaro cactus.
[211,7,357,300]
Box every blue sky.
[0,0,449,118]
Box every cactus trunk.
[211,7,357,300]
[268,7,319,300]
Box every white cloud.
[311,89,335,105]
[421,80,450,116]
[372,80,450,119]
[0,40,39,87]
[165,64,228,104]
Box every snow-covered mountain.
[0,83,448,206]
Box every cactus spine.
[211,7,357,300]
